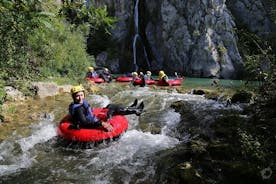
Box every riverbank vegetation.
[0,0,115,104]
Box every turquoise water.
[181,77,247,89]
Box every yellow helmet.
[88,67,94,71]
[104,68,108,71]
[159,70,165,76]
[139,72,144,75]
[71,85,85,95]
[132,72,138,76]
[146,71,151,75]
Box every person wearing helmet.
[98,67,112,82]
[86,67,98,78]
[131,72,144,87]
[68,85,144,131]
[174,71,184,79]
[131,72,139,85]
[144,71,153,80]
[132,72,139,79]
[69,85,113,131]
[159,70,169,83]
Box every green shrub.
[28,18,95,78]
[1,0,114,83]
[0,80,5,105]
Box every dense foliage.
[237,27,275,100]
[0,0,43,81]
[0,0,115,103]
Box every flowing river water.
[0,80,247,184]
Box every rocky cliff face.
[227,0,275,38]
[92,0,274,79]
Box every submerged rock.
[231,90,252,103]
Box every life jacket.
[144,74,151,80]
[69,100,99,123]
[86,71,98,78]
[159,73,168,82]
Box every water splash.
[84,130,179,183]
[0,119,56,176]
[161,109,181,136]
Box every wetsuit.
[69,101,101,128]
[86,71,98,78]
[98,70,112,82]
[105,103,143,119]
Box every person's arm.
[76,106,113,131]
[106,109,114,120]
[162,76,169,83]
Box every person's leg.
[130,99,138,107]
[121,101,144,116]
[106,100,144,117]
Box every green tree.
[0,0,45,80]
[59,1,116,35]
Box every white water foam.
[17,122,56,152]
[161,109,181,135]
[0,120,56,176]
[85,129,179,183]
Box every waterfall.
[133,34,139,72]
[132,0,151,72]
[134,0,139,34]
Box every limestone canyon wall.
[92,0,274,79]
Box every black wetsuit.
[105,100,144,119]
[69,101,101,129]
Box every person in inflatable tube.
[131,72,146,87]
[86,67,98,78]
[144,71,153,80]
[97,67,113,82]
[159,70,170,85]
[138,72,146,87]
[69,85,144,131]
[130,72,139,86]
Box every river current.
[0,83,244,184]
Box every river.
[0,81,247,183]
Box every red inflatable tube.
[156,79,182,86]
[86,77,105,83]
[133,79,156,85]
[57,108,128,142]
[116,76,133,82]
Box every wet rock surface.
[154,98,275,184]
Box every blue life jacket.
[69,100,99,123]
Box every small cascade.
[132,0,151,72]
